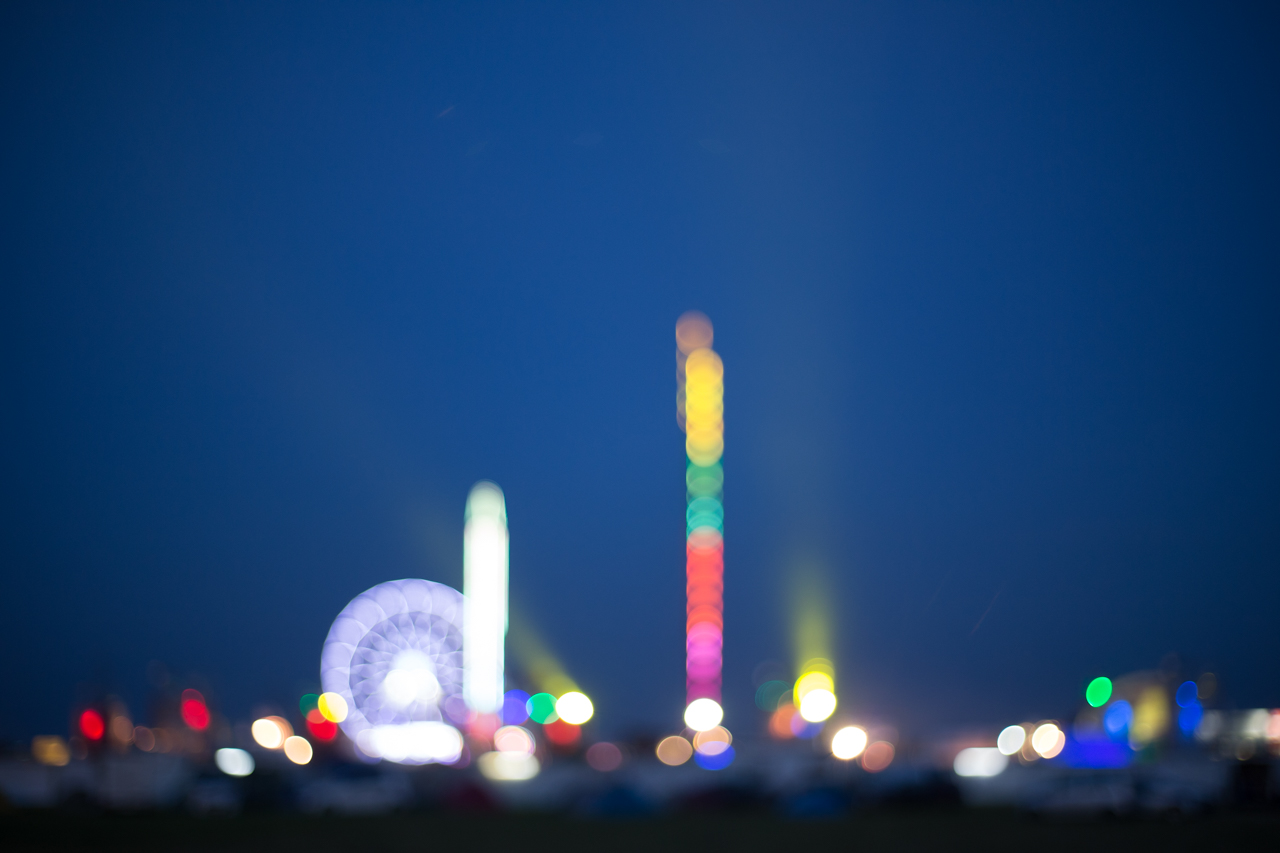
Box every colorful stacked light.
[677,312,725,723]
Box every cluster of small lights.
[677,311,726,731]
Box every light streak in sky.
[464,481,509,715]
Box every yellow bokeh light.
[555,692,594,725]
[32,736,70,767]
[1129,687,1170,747]
[317,692,348,723]
[794,671,835,704]
[283,735,313,765]
[656,735,693,766]
[830,726,868,760]
[1031,723,1065,759]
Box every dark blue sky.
[2,2,1277,741]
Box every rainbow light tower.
[464,481,509,716]
[677,312,726,731]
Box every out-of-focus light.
[180,689,210,731]
[299,693,320,715]
[356,722,463,764]
[656,735,693,766]
[493,725,536,755]
[1175,681,1198,709]
[1197,673,1217,701]
[556,692,593,725]
[283,736,313,765]
[109,716,133,744]
[464,481,509,716]
[831,726,868,760]
[544,718,582,747]
[305,709,339,742]
[790,712,822,739]
[678,313,726,715]
[503,690,531,725]
[693,726,732,756]
[694,745,734,770]
[383,650,442,709]
[1178,701,1203,737]
[1195,710,1222,743]
[794,671,835,704]
[1085,677,1113,708]
[79,709,105,741]
[684,698,724,732]
[861,741,895,773]
[215,748,255,777]
[317,692,348,723]
[469,713,501,741]
[954,747,1009,778]
[133,726,156,752]
[799,688,837,723]
[251,717,291,749]
[1242,709,1270,740]
[997,725,1026,756]
[32,736,70,767]
[1103,701,1132,739]
[585,742,623,771]
[1130,687,1169,747]
[769,704,796,739]
[320,579,465,759]
[1031,724,1065,759]
[478,751,540,781]
[526,693,559,724]
[755,680,789,712]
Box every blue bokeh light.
[1175,681,1198,709]
[1178,701,1203,737]
[502,690,531,725]
[1103,700,1133,739]
[694,745,735,770]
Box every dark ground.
[2,808,1278,852]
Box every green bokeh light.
[299,693,320,714]
[1085,677,1112,708]
[755,680,790,712]
[686,463,724,497]
[526,692,559,724]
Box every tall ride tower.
[677,312,726,731]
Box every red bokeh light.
[305,709,338,742]
[79,709,105,741]
[180,689,210,731]
[543,719,581,747]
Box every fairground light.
[676,311,730,761]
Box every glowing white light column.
[464,481,509,715]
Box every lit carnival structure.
[677,312,726,732]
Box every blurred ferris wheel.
[320,578,467,764]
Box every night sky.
[3,2,1277,742]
